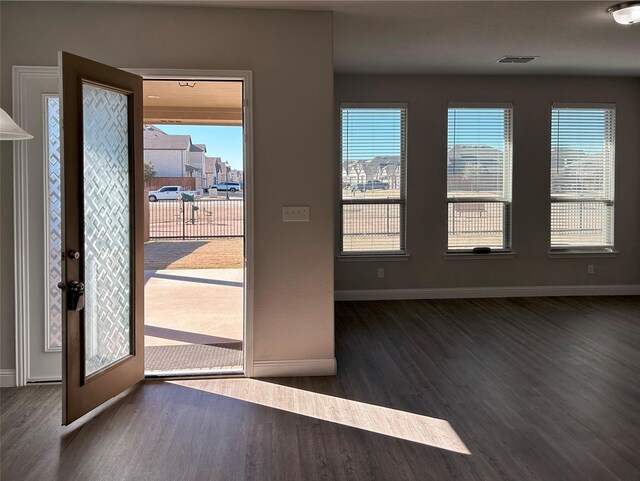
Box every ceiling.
[143,80,243,125]
[328,1,640,76]
[73,1,640,75]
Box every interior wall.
[335,75,640,291]
[0,2,335,372]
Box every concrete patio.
[143,239,244,373]
[144,268,243,347]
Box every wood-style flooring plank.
[1,296,639,480]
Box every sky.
[340,108,509,162]
[341,108,403,161]
[447,108,508,152]
[154,124,244,170]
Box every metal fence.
[341,203,402,252]
[148,198,244,240]
[550,201,612,247]
[448,202,505,249]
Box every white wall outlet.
[282,206,310,222]
[377,267,385,278]
[587,264,595,274]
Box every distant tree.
[384,162,400,188]
[352,160,366,183]
[144,161,156,183]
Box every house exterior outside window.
[339,103,407,255]
[550,104,616,251]
[447,104,513,252]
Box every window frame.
[549,103,616,253]
[446,102,514,254]
[339,102,408,257]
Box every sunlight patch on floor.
[170,378,471,454]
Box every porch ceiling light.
[607,2,640,25]
[0,108,33,141]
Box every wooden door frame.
[13,67,255,385]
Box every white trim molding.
[128,68,255,378]
[253,358,337,378]
[13,66,59,387]
[335,285,640,302]
[0,370,17,388]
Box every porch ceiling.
[143,80,243,126]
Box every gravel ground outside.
[144,238,244,270]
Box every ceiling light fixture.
[607,2,640,25]
[0,108,33,141]
[147,95,161,99]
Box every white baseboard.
[0,370,16,388]
[253,358,337,378]
[27,376,61,384]
[335,284,640,302]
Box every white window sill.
[337,253,411,262]
[547,250,618,259]
[445,252,515,260]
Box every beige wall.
[0,2,335,371]
[335,75,640,291]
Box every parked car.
[355,180,390,191]
[212,182,242,192]
[148,186,198,202]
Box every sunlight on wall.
[170,379,471,454]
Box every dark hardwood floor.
[2,296,639,480]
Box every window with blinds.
[550,105,615,250]
[340,104,407,254]
[447,104,513,251]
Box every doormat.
[145,342,243,373]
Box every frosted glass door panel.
[82,83,132,377]
[46,96,63,350]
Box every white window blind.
[340,105,407,254]
[447,105,513,251]
[550,105,615,249]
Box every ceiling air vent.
[497,56,538,64]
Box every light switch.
[283,206,310,222]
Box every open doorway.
[14,66,252,387]
[142,79,246,376]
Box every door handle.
[67,281,85,312]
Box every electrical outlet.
[587,264,595,274]
[282,206,310,222]
[377,268,385,278]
